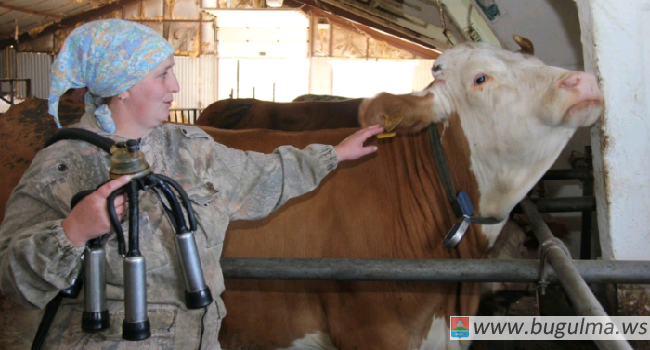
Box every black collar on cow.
[427,124,502,248]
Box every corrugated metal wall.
[0,49,52,99]
[17,52,52,99]
[0,49,16,79]
[174,55,219,109]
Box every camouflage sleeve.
[0,152,85,309]
[212,142,338,221]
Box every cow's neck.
[451,111,577,246]
[434,114,503,249]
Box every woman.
[0,19,382,349]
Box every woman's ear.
[119,90,131,101]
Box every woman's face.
[122,55,179,130]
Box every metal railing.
[0,78,32,104]
[168,108,202,124]
[219,195,642,350]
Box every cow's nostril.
[559,73,580,89]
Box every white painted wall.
[217,58,310,101]
[309,57,434,98]
[470,0,584,70]
[212,9,309,59]
[576,0,650,262]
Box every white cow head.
[429,41,602,128]
[358,40,603,245]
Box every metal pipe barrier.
[512,196,595,213]
[218,197,641,349]
[520,198,633,350]
[221,258,650,283]
[541,169,591,181]
[168,109,202,124]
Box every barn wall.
[0,49,52,99]
[306,57,434,99]
[217,58,309,102]
[174,55,219,109]
[576,0,650,262]
[0,49,16,79]
[16,53,52,99]
[412,60,435,91]
[577,0,650,330]
[214,10,309,59]
[309,57,333,95]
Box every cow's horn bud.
[513,35,534,55]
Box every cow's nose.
[558,72,603,102]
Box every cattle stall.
[220,198,647,350]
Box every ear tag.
[443,215,471,248]
[377,114,404,138]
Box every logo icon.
[450,316,470,339]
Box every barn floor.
[469,287,599,350]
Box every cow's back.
[197,99,363,131]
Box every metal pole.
[520,198,633,350]
[541,169,591,181]
[580,146,593,259]
[511,196,595,213]
[220,258,650,283]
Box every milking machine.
[33,129,213,348]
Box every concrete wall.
[576,0,650,336]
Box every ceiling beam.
[0,4,63,18]
[0,0,142,50]
[284,0,448,51]
[307,5,440,59]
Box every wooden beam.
[309,6,439,58]
[0,0,142,50]
[284,0,447,51]
[0,4,63,19]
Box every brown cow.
[0,95,84,221]
[214,41,603,349]
[195,98,363,131]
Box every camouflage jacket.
[0,113,338,349]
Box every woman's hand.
[334,125,383,162]
[62,175,132,247]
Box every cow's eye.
[474,75,487,85]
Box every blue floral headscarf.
[48,19,175,133]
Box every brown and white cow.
[195,97,363,131]
[214,41,603,349]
